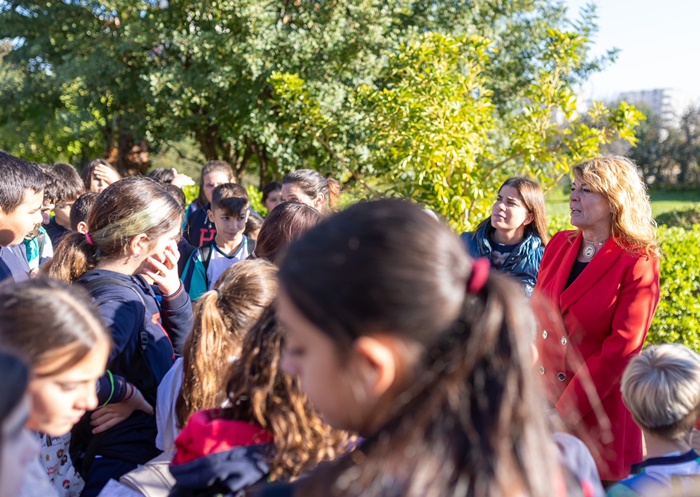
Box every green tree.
[272,31,641,230]
[628,105,700,188]
[1,0,615,182]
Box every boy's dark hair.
[52,163,86,205]
[211,183,249,216]
[69,192,98,231]
[38,164,60,205]
[0,150,46,212]
[148,168,176,184]
[162,184,187,211]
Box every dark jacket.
[184,202,216,248]
[460,221,544,297]
[74,270,193,468]
[0,245,30,282]
[169,410,273,497]
[44,217,69,247]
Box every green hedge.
[654,206,700,228]
[647,225,700,350]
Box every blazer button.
[561,337,567,346]
[542,330,548,339]
[557,372,566,382]
[539,366,545,375]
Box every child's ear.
[207,209,215,223]
[523,211,534,226]
[76,221,89,234]
[312,194,325,211]
[129,233,150,257]
[352,336,397,400]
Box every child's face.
[41,199,55,226]
[0,188,44,246]
[54,198,76,228]
[208,206,248,243]
[263,189,282,213]
[278,288,378,433]
[490,185,533,235]
[27,339,108,436]
[202,172,231,205]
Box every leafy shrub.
[647,226,700,351]
[654,206,700,228]
[547,214,573,239]
[246,185,266,216]
[182,185,199,206]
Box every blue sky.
[564,0,700,102]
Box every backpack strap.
[200,243,213,272]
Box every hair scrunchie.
[85,232,95,246]
[466,257,490,294]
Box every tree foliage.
[628,105,700,188]
[0,0,642,227]
[272,30,641,230]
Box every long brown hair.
[279,199,560,497]
[573,156,659,257]
[175,259,278,429]
[46,177,183,282]
[222,306,350,481]
[0,278,109,376]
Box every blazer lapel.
[560,237,623,314]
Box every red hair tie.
[467,258,490,294]
[85,232,95,246]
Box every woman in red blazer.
[534,156,660,482]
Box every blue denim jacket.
[460,221,544,297]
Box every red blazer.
[534,231,660,481]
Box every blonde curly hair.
[573,156,659,258]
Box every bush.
[654,206,700,228]
[647,225,700,351]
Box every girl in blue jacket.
[461,176,549,297]
[48,177,194,497]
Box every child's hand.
[171,169,195,188]
[93,164,121,185]
[90,387,153,434]
[142,241,181,296]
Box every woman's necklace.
[581,238,607,259]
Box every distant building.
[617,88,695,128]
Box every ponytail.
[326,176,341,213]
[44,231,98,282]
[175,259,278,429]
[176,290,231,429]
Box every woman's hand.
[142,241,181,296]
[93,164,121,186]
[90,386,154,434]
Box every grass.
[545,188,700,220]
